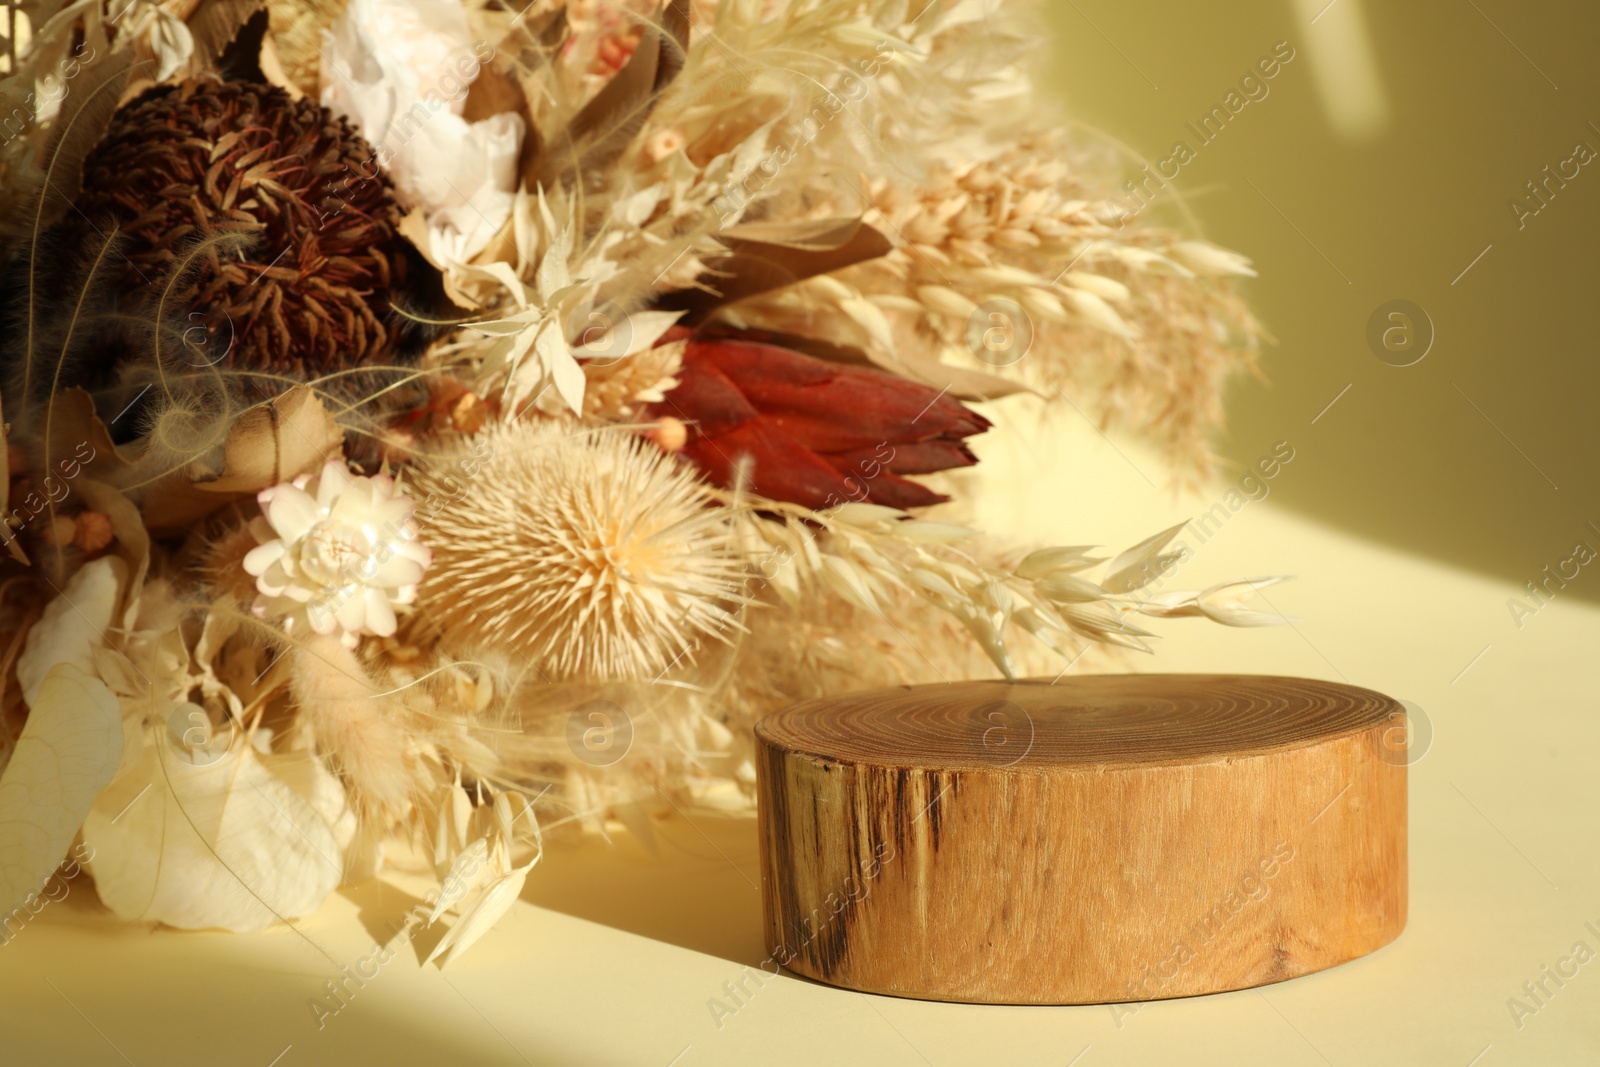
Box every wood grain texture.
[755,674,1407,1004]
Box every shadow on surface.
[520,809,767,966]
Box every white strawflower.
[244,461,432,648]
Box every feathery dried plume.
[290,632,419,824]
[407,420,744,680]
[857,131,1254,473]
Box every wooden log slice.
[755,674,1407,1004]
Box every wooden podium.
[755,675,1407,1004]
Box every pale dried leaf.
[1014,545,1105,580]
[428,838,490,923]
[821,554,880,614]
[909,566,963,601]
[82,728,348,932]
[44,388,130,483]
[205,387,344,492]
[0,665,122,923]
[1198,577,1295,627]
[840,295,896,354]
[139,387,343,535]
[425,861,536,968]
[1063,288,1137,338]
[1102,522,1187,593]
[1171,241,1257,278]
[17,556,125,708]
[1035,572,1108,605]
[1063,272,1131,303]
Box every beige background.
[1041,0,1600,605]
[5,1,1600,1064]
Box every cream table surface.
[1,412,1596,1067]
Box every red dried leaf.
[647,335,990,510]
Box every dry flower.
[647,334,990,510]
[409,421,743,679]
[17,556,125,708]
[322,0,525,263]
[582,338,684,420]
[74,511,115,553]
[245,460,431,648]
[54,77,434,386]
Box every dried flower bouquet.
[0,0,1270,961]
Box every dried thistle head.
[407,421,744,681]
[53,77,438,393]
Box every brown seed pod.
[58,77,439,388]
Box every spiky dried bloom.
[407,421,744,680]
[61,77,427,381]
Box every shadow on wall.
[1040,0,1600,605]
